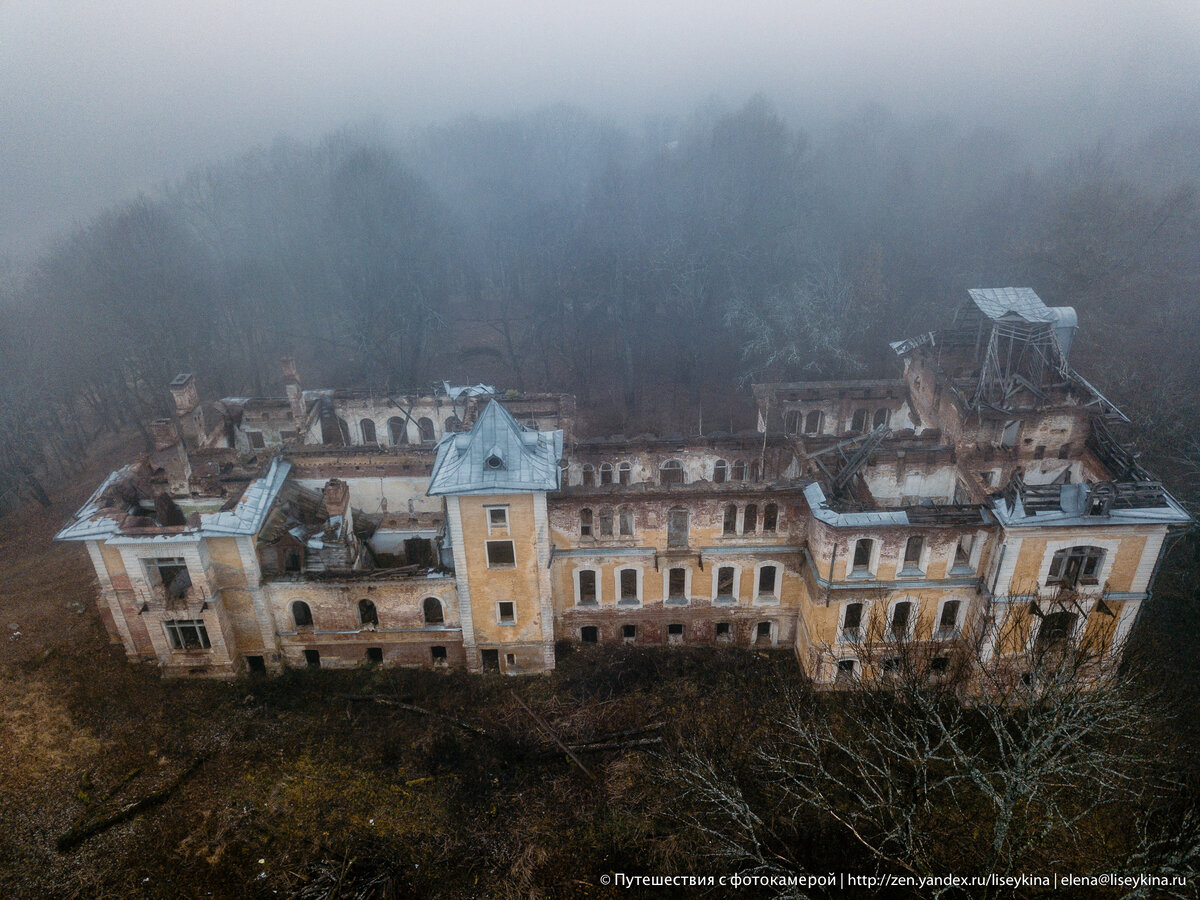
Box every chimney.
[169,373,205,445]
[149,419,192,494]
[281,357,306,424]
[150,418,179,452]
[322,478,353,535]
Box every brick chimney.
[281,357,306,425]
[322,478,353,535]
[169,373,205,445]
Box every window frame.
[485,505,510,535]
[164,618,211,651]
[485,540,517,569]
[497,601,516,626]
[575,568,600,606]
[616,566,642,606]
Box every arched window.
[597,507,614,536]
[617,461,632,485]
[660,460,685,484]
[723,503,738,536]
[762,503,778,533]
[444,416,463,433]
[851,409,868,433]
[423,597,444,625]
[292,600,313,629]
[581,464,595,487]
[618,507,634,536]
[784,411,801,434]
[889,600,913,640]
[731,460,747,481]
[873,408,890,428]
[804,410,823,434]
[358,598,378,627]
[743,503,758,535]
[387,416,408,445]
[713,459,728,483]
[417,417,435,443]
[1047,546,1105,588]
[936,599,962,638]
[360,419,377,444]
[337,418,351,445]
[1036,611,1078,653]
[749,460,761,482]
[599,463,614,485]
[579,508,594,537]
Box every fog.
[3,0,1199,258]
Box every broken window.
[358,598,378,628]
[851,539,873,574]
[498,601,515,624]
[246,655,266,674]
[668,568,686,601]
[292,601,313,629]
[731,460,747,481]
[953,534,974,570]
[804,411,823,434]
[618,507,634,536]
[835,658,856,684]
[578,570,597,605]
[749,460,761,481]
[1036,611,1077,654]
[581,464,595,486]
[622,624,636,641]
[890,601,913,639]
[660,460,685,484]
[481,649,500,671]
[713,459,728,483]
[579,507,594,537]
[304,649,321,669]
[360,419,377,444]
[599,462,614,485]
[928,656,949,679]
[851,409,868,433]
[873,408,890,428]
[667,507,689,548]
[842,603,863,642]
[338,418,351,444]
[743,503,758,534]
[422,600,441,628]
[164,619,210,651]
[784,411,801,434]
[598,507,614,536]
[1047,546,1104,588]
[280,429,298,443]
[667,623,684,642]
[716,566,736,600]
[1000,420,1021,449]
[756,621,772,643]
[758,565,777,597]
[431,645,447,665]
[723,504,738,536]
[715,622,732,641]
[617,462,632,485]
[903,536,924,571]
[366,647,383,663]
[1058,443,1072,460]
[247,430,266,449]
[149,557,191,600]
[417,417,436,443]
[763,503,778,533]
[444,416,463,433]
[619,569,639,604]
[581,626,598,644]
[937,600,961,638]
[486,540,516,567]
[387,416,409,445]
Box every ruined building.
[57,289,1191,682]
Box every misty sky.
[3,1,1198,260]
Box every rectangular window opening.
[486,540,516,567]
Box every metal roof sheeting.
[427,400,562,496]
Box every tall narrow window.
[716,566,735,600]
[743,504,758,535]
[292,601,313,629]
[937,600,961,638]
[954,534,974,570]
[660,460,685,484]
[618,507,634,536]
[903,536,924,571]
[723,504,738,536]
[360,419,377,443]
[597,507,614,536]
[713,459,728,483]
[579,508,594,537]
[617,462,632,485]
[578,570,597,605]
[851,409,868,433]
[423,597,444,625]
[581,464,595,487]
[667,508,689,548]
[417,417,435,443]
[358,598,378,628]
[619,569,639,604]
[387,416,408,445]
[762,503,778,533]
[890,601,912,639]
[731,460,747,481]
[841,603,863,642]
[804,411,823,434]
[668,568,687,601]
[873,408,890,428]
[852,539,873,574]
[600,463,614,485]
[758,565,777,597]
[784,411,801,434]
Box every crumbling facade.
[57,289,1191,683]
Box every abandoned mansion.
[56,289,1191,682]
